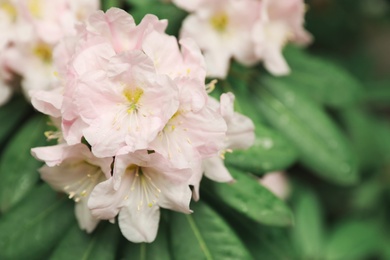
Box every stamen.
[127,166,161,210]
[63,164,105,203]
[210,12,229,32]
[206,79,218,93]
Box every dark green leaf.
[223,76,298,174]
[0,114,49,212]
[292,188,324,259]
[0,184,75,260]
[225,125,298,175]
[121,218,171,260]
[202,167,293,227]
[283,46,364,108]
[256,77,358,185]
[170,201,253,260]
[50,223,120,260]
[363,80,390,107]
[129,1,186,36]
[0,95,30,146]
[325,220,382,260]
[101,0,122,11]
[242,225,297,260]
[341,107,390,168]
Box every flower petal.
[118,203,160,243]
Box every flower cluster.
[0,0,99,105]
[173,0,312,78]
[31,8,255,243]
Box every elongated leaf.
[129,1,186,36]
[256,77,358,185]
[202,167,293,227]
[223,76,298,174]
[121,218,171,260]
[325,220,382,260]
[101,0,122,11]
[341,108,390,168]
[225,125,298,175]
[283,46,363,108]
[0,114,49,212]
[241,224,297,260]
[0,184,75,260]
[170,201,253,260]
[292,188,324,259]
[50,223,119,260]
[363,80,390,107]
[0,95,30,146]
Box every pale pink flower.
[76,51,179,157]
[88,151,193,242]
[253,0,312,75]
[31,143,113,233]
[31,8,244,243]
[0,0,99,105]
[177,0,261,78]
[174,0,311,78]
[148,78,226,169]
[259,171,290,200]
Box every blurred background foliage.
[0,0,389,259]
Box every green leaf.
[363,80,390,107]
[340,108,382,169]
[170,201,253,260]
[340,108,390,168]
[225,125,298,175]
[202,167,293,227]
[0,95,30,146]
[129,1,187,36]
[283,46,363,108]
[0,114,49,212]
[241,225,297,260]
[121,218,171,260]
[223,76,298,175]
[101,0,122,11]
[324,220,382,260]
[292,188,325,259]
[255,76,358,185]
[50,223,120,260]
[0,184,75,260]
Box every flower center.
[64,162,105,203]
[33,43,52,63]
[123,87,143,114]
[210,12,229,32]
[127,166,161,210]
[0,1,17,20]
[28,0,42,18]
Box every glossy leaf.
[202,167,293,227]
[240,224,297,260]
[324,220,382,260]
[283,46,363,108]
[0,114,49,212]
[0,95,30,146]
[128,0,186,36]
[170,201,253,260]
[341,108,390,168]
[50,223,120,260]
[101,0,122,11]
[224,76,298,175]
[292,188,324,259]
[121,218,171,260]
[256,77,358,185]
[0,184,75,260]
